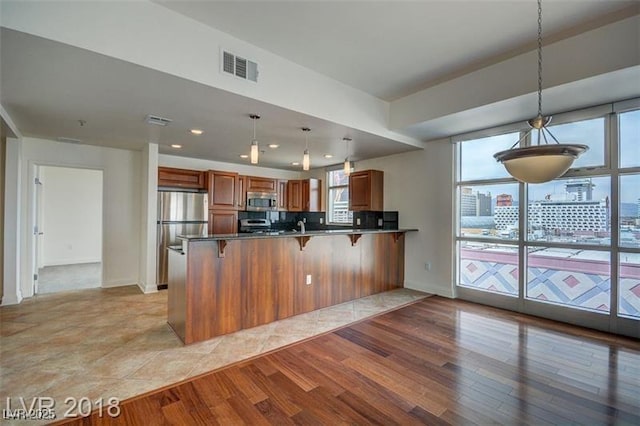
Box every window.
[327,169,352,224]
[619,110,640,168]
[527,176,610,246]
[527,247,611,313]
[531,117,606,169]
[455,100,640,330]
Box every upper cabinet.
[207,170,238,210]
[288,178,321,212]
[158,167,205,189]
[246,176,276,193]
[237,175,247,210]
[349,170,383,211]
[277,179,288,211]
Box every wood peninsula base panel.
[168,233,405,344]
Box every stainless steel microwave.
[246,191,277,211]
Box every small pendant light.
[343,137,352,176]
[493,0,588,183]
[249,114,260,164]
[302,127,311,171]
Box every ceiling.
[1,1,637,171]
[0,28,417,170]
[156,0,637,101]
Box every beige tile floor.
[0,285,428,422]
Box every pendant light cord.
[537,0,543,118]
[253,117,256,140]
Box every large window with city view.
[327,169,353,224]
[455,101,640,324]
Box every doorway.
[34,166,103,294]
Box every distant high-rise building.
[566,179,594,201]
[637,198,640,218]
[496,194,513,207]
[461,187,493,216]
[460,187,477,216]
[477,192,492,216]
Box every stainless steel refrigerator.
[156,191,208,287]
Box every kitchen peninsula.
[167,229,414,344]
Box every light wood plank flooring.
[58,296,640,425]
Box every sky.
[459,116,639,204]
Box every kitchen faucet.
[297,220,306,234]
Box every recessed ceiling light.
[190,129,203,135]
[268,144,279,149]
[324,154,333,159]
[171,144,182,149]
[291,162,300,166]
[240,154,249,159]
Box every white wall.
[139,143,158,294]
[18,138,141,298]
[0,137,5,301]
[159,154,302,180]
[307,140,454,297]
[3,137,22,305]
[40,166,102,267]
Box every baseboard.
[137,281,159,294]
[41,259,102,267]
[101,279,137,288]
[404,280,454,298]
[1,292,23,306]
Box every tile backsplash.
[238,210,399,231]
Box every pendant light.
[493,0,588,184]
[249,114,260,164]
[302,127,311,171]
[343,137,352,176]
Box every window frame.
[326,167,352,226]
[453,98,640,337]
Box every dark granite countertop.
[178,228,418,242]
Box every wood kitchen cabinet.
[208,210,238,234]
[287,180,303,211]
[246,176,276,193]
[158,167,205,189]
[349,170,383,211]
[207,170,238,210]
[287,178,321,212]
[237,175,247,210]
[277,179,288,211]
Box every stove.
[239,218,272,233]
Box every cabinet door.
[287,180,303,211]
[277,179,288,211]
[208,210,238,234]
[237,175,247,210]
[208,171,238,210]
[247,176,276,193]
[306,178,321,212]
[158,167,205,189]
[349,171,371,211]
[349,170,383,211]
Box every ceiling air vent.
[57,137,82,144]
[221,49,258,82]
[145,115,172,126]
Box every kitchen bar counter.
[178,228,417,241]
[168,229,415,344]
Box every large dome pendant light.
[249,114,260,164]
[493,0,588,184]
[343,137,352,176]
[302,127,311,171]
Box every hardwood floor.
[58,297,640,425]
